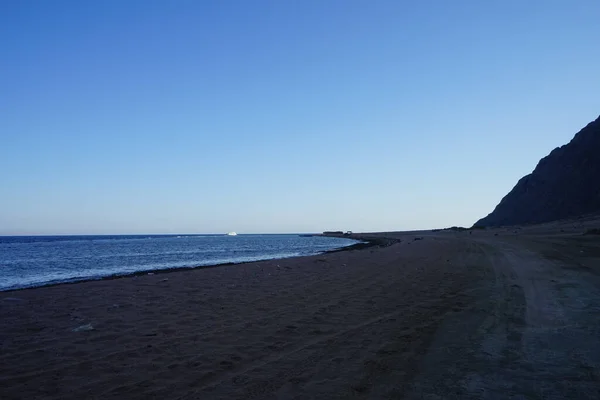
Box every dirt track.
[406,232,600,399]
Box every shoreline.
[2,219,600,398]
[1,237,377,293]
[321,235,399,252]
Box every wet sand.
[1,218,600,399]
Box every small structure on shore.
[322,231,353,236]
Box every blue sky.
[1,0,599,234]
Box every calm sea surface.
[0,234,358,291]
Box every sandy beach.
[2,218,600,399]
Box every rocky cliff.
[475,115,600,227]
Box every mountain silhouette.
[475,115,600,227]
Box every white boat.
[226,232,237,236]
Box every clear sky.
[1,0,599,235]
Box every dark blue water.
[0,234,358,291]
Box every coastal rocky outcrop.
[475,115,600,227]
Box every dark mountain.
[475,115,600,227]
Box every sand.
[1,218,600,399]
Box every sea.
[0,234,358,291]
